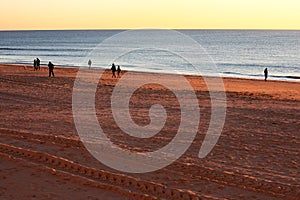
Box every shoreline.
[1,63,300,83]
[1,64,299,102]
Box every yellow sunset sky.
[1,0,300,30]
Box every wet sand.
[0,64,299,200]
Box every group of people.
[111,63,121,78]
[33,58,121,78]
[34,59,269,81]
[87,60,122,78]
[33,58,55,77]
[33,58,41,71]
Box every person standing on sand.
[48,61,55,77]
[117,65,121,78]
[111,63,116,78]
[36,58,40,70]
[264,68,268,81]
[88,59,92,69]
[33,58,37,71]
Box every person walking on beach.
[33,58,37,71]
[48,61,55,77]
[88,59,92,69]
[111,63,116,78]
[264,68,268,81]
[36,58,40,70]
[117,65,121,78]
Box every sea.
[0,30,299,81]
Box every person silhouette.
[117,65,121,78]
[33,59,37,71]
[264,68,268,81]
[111,63,116,78]
[88,59,92,69]
[48,61,55,77]
[36,58,40,70]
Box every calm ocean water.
[0,30,299,81]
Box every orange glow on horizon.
[0,0,299,30]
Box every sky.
[0,0,300,30]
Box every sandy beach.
[0,64,299,200]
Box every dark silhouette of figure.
[88,59,92,69]
[48,61,55,77]
[111,63,116,78]
[33,59,37,71]
[264,68,268,81]
[117,65,121,78]
[36,58,40,70]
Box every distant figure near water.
[88,59,92,69]
[36,58,40,70]
[111,63,116,78]
[48,61,55,77]
[264,68,268,81]
[33,58,37,71]
[34,58,41,71]
[117,65,121,78]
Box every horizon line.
[1,28,300,32]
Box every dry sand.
[0,64,299,200]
